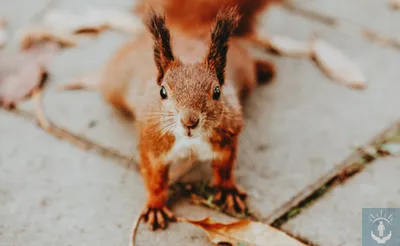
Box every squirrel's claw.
[142,206,176,230]
[213,186,248,214]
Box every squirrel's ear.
[205,7,239,86]
[145,9,175,85]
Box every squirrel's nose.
[181,114,200,129]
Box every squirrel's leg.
[139,151,176,230]
[211,134,247,213]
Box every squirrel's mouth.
[185,129,192,137]
[185,128,201,138]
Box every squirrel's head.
[145,7,239,138]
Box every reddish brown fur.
[134,0,282,37]
[99,5,275,230]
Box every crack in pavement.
[2,108,139,171]
[269,119,400,228]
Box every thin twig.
[32,88,51,129]
[32,87,89,150]
[130,211,143,246]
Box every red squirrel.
[99,3,276,230]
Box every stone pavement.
[283,157,400,246]
[1,0,399,245]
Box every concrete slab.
[234,6,400,221]
[16,5,400,223]
[293,0,400,41]
[282,157,400,246]
[19,31,138,157]
[0,111,142,245]
[0,111,225,246]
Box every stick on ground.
[32,88,89,150]
[130,211,143,246]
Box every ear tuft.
[206,7,240,85]
[145,8,175,85]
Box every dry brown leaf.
[18,25,77,50]
[0,18,7,48]
[389,0,400,9]
[182,217,305,246]
[0,44,58,108]
[311,38,367,89]
[58,72,102,91]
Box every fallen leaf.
[57,72,102,91]
[389,0,400,9]
[182,217,305,246]
[0,44,57,108]
[0,18,7,48]
[266,35,311,57]
[18,25,77,50]
[311,38,367,89]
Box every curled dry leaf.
[19,25,77,50]
[0,44,57,108]
[182,217,305,246]
[311,38,367,89]
[0,18,7,48]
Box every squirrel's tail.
[134,0,282,37]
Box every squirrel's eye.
[213,86,220,100]
[160,86,168,99]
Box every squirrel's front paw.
[213,186,248,214]
[142,206,177,230]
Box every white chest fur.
[165,135,214,163]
